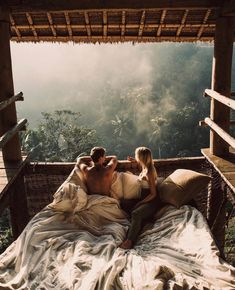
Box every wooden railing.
[200,89,235,150]
[0,91,29,238]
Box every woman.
[119,146,158,249]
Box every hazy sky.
[10,41,233,129]
[11,42,154,127]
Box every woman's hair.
[90,147,106,163]
[135,147,157,177]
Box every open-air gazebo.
[0,0,235,263]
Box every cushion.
[122,172,142,200]
[110,171,123,200]
[49,166,88,213]
[159,169,211,208]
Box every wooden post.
[0,6,22,161]
[9,171,29,238]
[210,16,234,156]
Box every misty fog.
[11,42,235,159]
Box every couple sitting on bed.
[76,146,160,250]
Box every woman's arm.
[135,172,157,207]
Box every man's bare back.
[83,165,114,196]
[76,148,117,196]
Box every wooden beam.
[138,10,145,37]
[199,119,235,126]
[176,9,189,37]
[103,10,107,37]
[121,10,126,37]
[11,35,216,43]
[12,23,216,30]
[222,0,235,16]
[9,13,21,40]
[205,117,235,149]
[84,11,91,37]
[205,89,235,110]
[0,92,23,112]
[0,119,27,149]
[47,12,57,37]
[210,16,234,156]
[197,9,211,39]
[0,8,22,162]
[27,156,205,173]
[7,0,223,13]
[157,9,167,36]
[64,11,73,39]
[26,12,38,40]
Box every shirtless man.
[76,147,118,196]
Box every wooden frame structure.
[0,1,234,250]
[5,0,235,43]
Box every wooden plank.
[201,148,235,192]
[9,13,21,40]
[47,12,57,37]
[0,118,27,149]
[204,117,235,149]
[176,9,188,37]
[8,0,222,13]
[0,92,23,112]
[157,10,167,37]
[11,35,217,43]
[25,156,205,175]
[197,9,211,39]
[26,12,38,40]
[14,23,216,30]
[222,0,235,16]
[0,154,28,216]
[200,120,235,127]
[205,89,235,110]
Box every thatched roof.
[6,0,235,43]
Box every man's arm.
[106,155,118,171]
[76,156,92,172]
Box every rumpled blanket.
[0,183,234,289]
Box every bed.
[0,167,234,290]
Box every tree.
[21,110,99,162]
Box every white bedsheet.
[0,191,234,290]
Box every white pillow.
[49,183,88,213]
[49,166,88,213]
[122,172,141,200]
[110,171,123,200]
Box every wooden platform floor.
[0,151,28,214]
[201,148,235,194]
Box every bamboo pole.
[205,89,235,110]
[0,119,27,149]
[11,35,216,43]
[13,23,216,30]
[0,92,23,112]
[0,7,22,161]
[210,16,234,156]
[205,117,235,148]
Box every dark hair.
[90,147,106,163]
